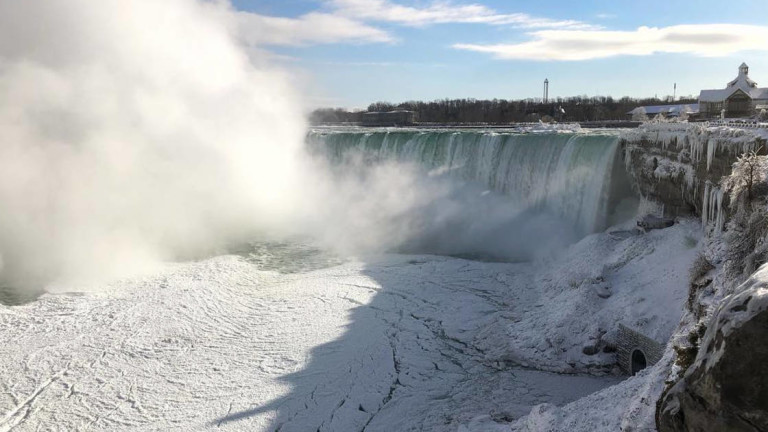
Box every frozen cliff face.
[620,123,767,224]
[657,267,768,432]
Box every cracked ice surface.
[0,250,619,431]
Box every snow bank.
[453,219,703,431]
[509,351,672,432]
[479,220,701,375]
[0,249,623,431]
[514,122,583,133]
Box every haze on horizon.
[233,0,768,108]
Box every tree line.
[309,95,698,124]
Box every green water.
[0,285,40,306]
[308,129,623,236]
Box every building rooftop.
[699,63,768,102]
[627,104,699,116]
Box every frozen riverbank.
[0,220,699,431]
[0,254,612,431]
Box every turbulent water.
[232,239,346,274]
[308,129,633,238]
[0,285,38,306]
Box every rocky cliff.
[657,271,768,431]
[621,123,768,432]
[621,123,767,229]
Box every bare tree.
[310,96,697,124]
[738,151,760,202]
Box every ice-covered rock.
[637,215,675,231]
[657,272,768,432]
[620,123,767,222]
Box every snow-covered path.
[0,253,618,431]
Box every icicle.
[689,131,704,165]
[702,182,710,226]
[624,145,633,171]
[715,188,725,233]
[708,186,717,229]
[706,138,718,171]
[684,165,695,195]
[701,182,724,233]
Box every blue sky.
[232,0,768,108]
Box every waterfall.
[308,129,626,237]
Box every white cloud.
[236,11,394,46]
[313,60,449,68]
[230,0,599,47]
[328,0,595,29]
[453,24,768,61]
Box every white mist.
[0,0,307,289]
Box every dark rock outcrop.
[638,215,675,231]
[657,287,768,431]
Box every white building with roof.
[626,104,699,119]
[699,63,768,118]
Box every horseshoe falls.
[308,129,635,241]
[3,119,696,432]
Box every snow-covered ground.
[0,220,701,431]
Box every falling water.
[308,129,628,237]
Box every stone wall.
[616,324,664,375]
[620,123,767,225]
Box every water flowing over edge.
[308,129,627,238]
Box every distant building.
[361,110,416,127]
[699,63,768,118]
[626,104,699,119]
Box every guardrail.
[705,120,768,129]
[312,120,768,130]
